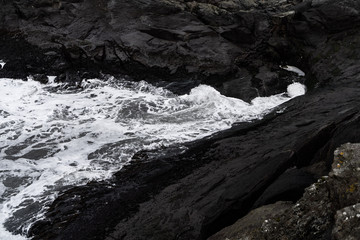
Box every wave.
[0,76,305,238]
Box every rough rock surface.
[210,143,360,240]
[1,0,360,240]
[207,201,293,240]
[0,0,303,100]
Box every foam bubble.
[287,82,306,98]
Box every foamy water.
[0,76,306,239]
[281,65,306,77]
[0,60,5,69]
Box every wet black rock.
[0,0,303,100]
[209,143,360,240]
[252,167,315,208]
[208,201,293,240]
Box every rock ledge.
[209,143,360,240]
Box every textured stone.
[208,143,360,240]
[0,0,304,100]
[208,201,293,240]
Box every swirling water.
[0,76,305,239]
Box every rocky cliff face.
[0,0,304,100]
[209,143,360,240]
[1,0,360,240]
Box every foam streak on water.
[281,65,305,77]
[0,60,5,69]
[0,77,305,238]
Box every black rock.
[208,143,360,240]
[0,0,303,99]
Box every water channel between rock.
[0,76,305,239]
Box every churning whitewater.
[0,76,305,239]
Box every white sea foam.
[0,77,305,238]
[0,60,5,69]
[281,65,305,76]
[47,76,56,84]
[287,82,306,97]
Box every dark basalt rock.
[209,143,360,240]
[207,201,294,240]
[252,167,316,208]
[1,0,360,240]
[0,0,303,101]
